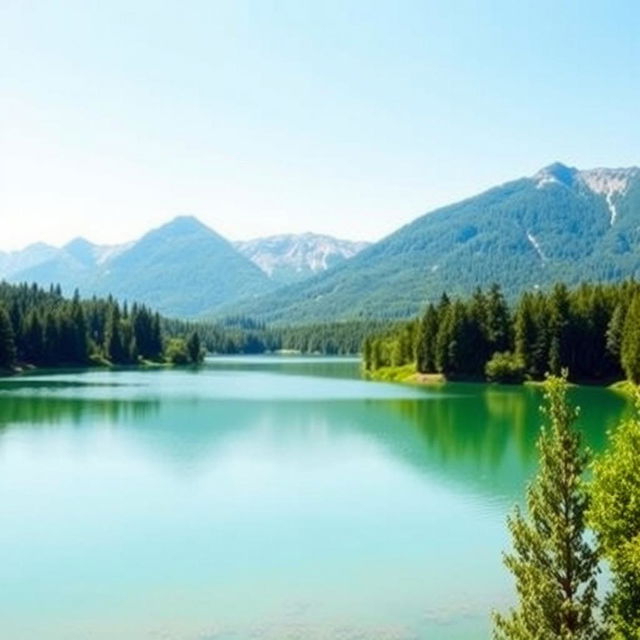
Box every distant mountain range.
[0,218,368,317]
[3,162,640,322]
[224,163,640,322]
[234,234,369,284]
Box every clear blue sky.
[1,0,639,250]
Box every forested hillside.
[225,164,640,323]
[363,280,640,384]
[165,316,391,356]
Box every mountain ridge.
[219,162,640,323]
[234,233,369,283]
[1,217,367,317]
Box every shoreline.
[365,363,636,394]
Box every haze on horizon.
[1,0,639,251]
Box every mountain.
[0,242,59,278]
[234,233,369,284]
[222,163,640,323]
[96,216,274,316]
[5,216,275,317]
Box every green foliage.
[165,338,190,364]
[0,304,17,369]
[416,303,438,373]
[224,165,640,323]
[589,400,640,638]
[485,351,525,384]
[186,331,204,363]
[493,375,601,640]
[365,280,640,383]
[0,282,181,371]
[621,295,640,384]
[165,316,391,356]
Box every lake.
[0,356,630,640]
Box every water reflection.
[0,359,632,640]
[0,367,629,504]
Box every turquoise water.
[0,357,629,639]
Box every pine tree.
[486,283,512,353]
[70,293,89,363]
[43,310,60,365]
[417,304,439,373]
[547,284,571,376]
[362,337,373,371]
[606,303,626,363]
[0,305,17,369]
[514,292,537,377]
[104,305,127,363]
[493,374,601,640]
[187,331,202,363]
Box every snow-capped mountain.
[234,233,370,283]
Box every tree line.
[0,282,203,370]
[494,374,640,639]
[363,281,640,384]
[165,316,391,357]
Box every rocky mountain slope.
[222,163,640,323]
[234,233,369,284]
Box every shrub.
[485,351,525,383]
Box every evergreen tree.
[0,305,17,369]
[493,374,601,640]
[362,337,373,371]
[417,304,439,373]
[21,310,44,364]
[606,303,626,363]
[547,284,571,375]
[187,331,203,363]
[514,292,537,377]
[104,305,127,363]
[43,311,60,365]
[486,283,512,353]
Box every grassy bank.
[365,362,637,392]
[365,363,445,385]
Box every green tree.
[104,305,127,363]
[485,351,525,384]
[0,305,17,369]
[621,294,640,384]
[547,284,571,376]
[606,303,626,363]
[187,331,203,363]
[417,303,439,373]
[589,401,640,639]
[486,283,512,353]
[493,374,601,640]
[165,337,189,364]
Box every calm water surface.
[0,356,630,640]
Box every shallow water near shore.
[0,356,629,639]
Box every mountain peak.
[64,236,94,251]
[162,215,210,233]
[234,232,370,283]
[534,162,578,188]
